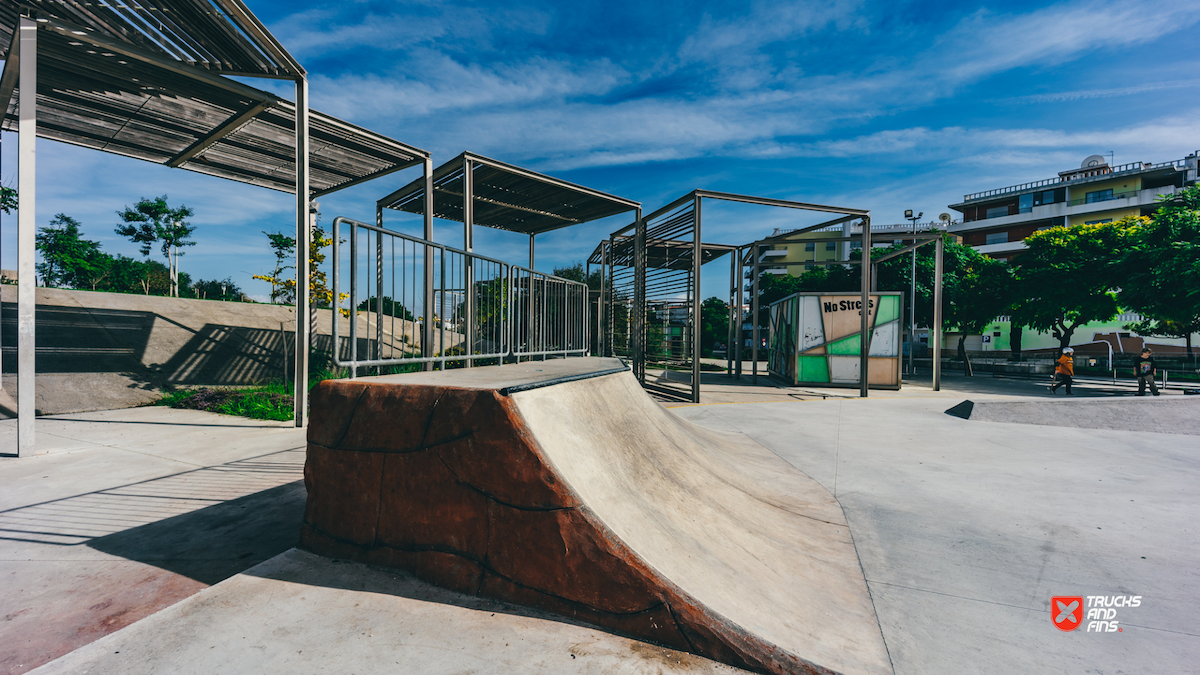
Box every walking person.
[1050,347,1075,395]
[1135,348,1160,396]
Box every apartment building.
[948,152,1199,260]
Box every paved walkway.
[0,408,307,675]
[674,395,1200,674]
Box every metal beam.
[464,156,474,367]
[694,190,870,217]
[210,0,306,76]
[422,156,434,372]
[0,26,20,125]
[39,16,276,104]
[860,216,871,398]
[312,158,426,199]
[752,243,760,383]
[292,76,309,427]
[933,236,944,391]
[167,98,274,167]
[467,152,641,209]
[17,16,35,456]
[692,193,702,403]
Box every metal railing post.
[860,216,872,398]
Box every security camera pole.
[904,209,922,379]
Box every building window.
[985,232,1008,245]
[1084,218,1113,225]
[805,242,815,251]
[1043,190,1056,204]
[850,241,862,249]
[825,241,836,251]
[1019,194,1033,213]
[1085,189,1114,204]
[805,264,815,270]
[986,206,1009,219]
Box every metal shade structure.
[378,152,639,367]
[380,151,641,239]
[1,0,432,455]
[600,189,876,402]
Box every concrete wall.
[0,286,437,417]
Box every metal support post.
[727,245,736,376]
[691,194,702,403]
[933,235,943,391]
[909,230,917,378]
[752,244,760,383]
[633,208,645,382]
[729,246,739,374]
[463,157,474,367]
[860,216,872,398]
[528,234,535,270]
[422,157,434,371]
[16,16,35,455]
[293,76,310,426]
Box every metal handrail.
[331,216,587,371]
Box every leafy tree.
[552,261,602,290]
[700,296,731,357]
[1119,189,1200,356]
[115,196,196,297]
[944,255,1014,374]
[1015,219,1134,351]
[191,277,244,302]
[252,231,298,304]
[358,296,415,321]
[0,186,16,214]
[35,214,101,288]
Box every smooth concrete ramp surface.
[301,358,890,675]
[946,396,1200,435]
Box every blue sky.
[4,0,1200,302]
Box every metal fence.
[330,217,588,371]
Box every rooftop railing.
[961,157,1192,202]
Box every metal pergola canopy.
[379,152,640,236]
[589,237,735,271]
[6,0,303,78]
[0,4,429,195]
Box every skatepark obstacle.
[300,357,891,675]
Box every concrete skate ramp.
[946,397,1200,435]
[301,358,890,675]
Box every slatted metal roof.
[0,1,429,194]
[588,237,735,271]
[379,151,640,236]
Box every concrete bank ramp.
[945,397,1200,435]
[301,358,890,675]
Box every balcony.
[958,157,1191,203]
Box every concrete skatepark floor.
[3,372,1197,674]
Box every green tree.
[115,196,196,297]
[191,277,244,302]
[552,261,602,290]
[358,296,416,321]
[1119,189,1200,356]
[700,296,730,357]
[945,255,1014,374]
[0,186,16,214]
[1015,220,1133,351]
[252,231,298,304]
[35,214,101,288]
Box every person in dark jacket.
[1135,348,1159,396]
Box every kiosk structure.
[768,291,903,389]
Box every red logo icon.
[1052,596,1084,631]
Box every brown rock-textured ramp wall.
[300,367,890,675]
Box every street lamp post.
[904,209,922,379]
